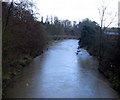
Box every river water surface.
[5,39,120,98]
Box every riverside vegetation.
[2,0,120,96]
[2,1,47,94]
[77,19,120,92]
[2,1,79,95]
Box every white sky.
[3,0,119,27]
[34,0,119,27]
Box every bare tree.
[98,0,117,61]
[3,0,37,33]
[3,0,14,33]
[98,0,117,31]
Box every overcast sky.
[3,0,119,26]
[34,0,119,27]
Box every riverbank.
[83,47,120,94]
[2,39,58,97]
[2,54,32,97]
[3,39,119,98]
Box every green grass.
[2,54,32,86]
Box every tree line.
[41,16,80,37]
[2,1,80,94]
[78,18,120,92]
[2,0,120,95]
[2,1,47,94]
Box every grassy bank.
[2,53,40,96]
[98,62,120,93]
[2,39,58,97]
[83,42,120,93]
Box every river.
[4,39,120,98]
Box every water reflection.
[5,39,119,98]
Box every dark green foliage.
[45,21,64,35]
[44,16,79,37]
[98,30,120,92]
[2,2,47,83]
[78,18,120,92]
[78,18,100,55]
